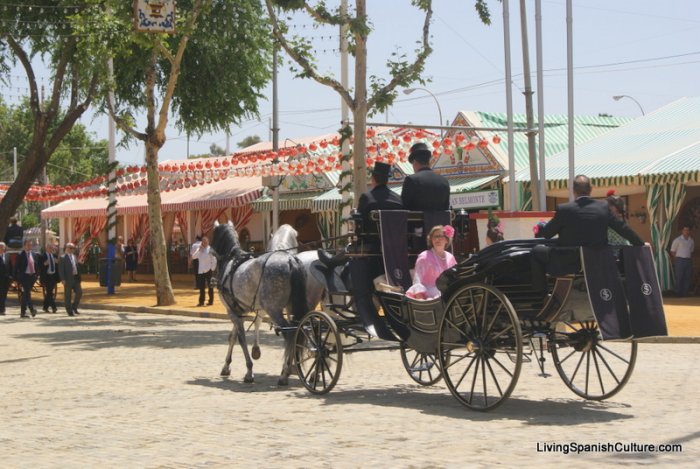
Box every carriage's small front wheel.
[400,343,443,386]
[294,311,343,395]
[550,321,637,400]
[439,284,522,411]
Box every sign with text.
[133,0,176,33]
[450,190,500,209]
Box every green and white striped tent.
[515,96,700,289]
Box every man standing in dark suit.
[532,175,644,289]
[538,175,644,247]
[357,162,404,228]
[40,243,60,314]
[401,142,450,211]
[0,242,11,315]
[58,243,82,316]
[14,238,40,318]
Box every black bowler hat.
[371,162,391,177]
[408,142,432,164]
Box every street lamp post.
[403,87,444,137]
[613,95,645,116]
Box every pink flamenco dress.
[406,249,457,300]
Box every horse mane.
[211,222,242,261]
[268,224,299,254]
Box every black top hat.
[408,142,432,164]
[371,162,391,178]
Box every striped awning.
[42,176,262,219]
[251,191,323,212]
[514,97,700,188]
[448,175,500,192]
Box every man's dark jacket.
[357,184,404,228]
[539,197,644,246]
[401,167,450,211]
[14,249,40,279]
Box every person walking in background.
[190,235,202,290]
[124,238,138,282]
[59,243,82,316]
[191,236,216,307]
[14,238,40,318]
[4,216,24,249]
[40,243,60,314]
[0,242,11,315]
[670,225,695,297]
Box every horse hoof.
[220,368,231,377]
[252,345,261,360]
[244,376,254,384]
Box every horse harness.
[219,248,297,319]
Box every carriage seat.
[531,245,582,292]
[317,249,348,269]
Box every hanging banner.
[133,0,176,33]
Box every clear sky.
[8,0,699,166]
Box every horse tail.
[288,255,309,322]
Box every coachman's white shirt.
[192,246,217,274]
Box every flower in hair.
[606,189,616,197]
[443,225,455,239]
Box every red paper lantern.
[478,139,489,148]
[366,128,376,138]
[309,143,317,151]
[492,135,502,144]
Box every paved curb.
[80,303,231,321]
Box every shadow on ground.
[187,377,633,425]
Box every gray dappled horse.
[211,221,309,385]
[246,225,326,360]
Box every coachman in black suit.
[538,177,644,247]
[357,162,404,230]
[401,142,450,212]
[0,242,12,315]
[40,244,60,314]
[14,239,40,318]
[532,175,644,289]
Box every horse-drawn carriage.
[211,210,668,411]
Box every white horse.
[212,221,309,385]
[247,224,326,360]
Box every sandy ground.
[0,308,698,468]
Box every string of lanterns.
[4,129,502,203]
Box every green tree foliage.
[0,97,109,229]
[237,135,261,149]
[0,1,106,240]
[100,0,272,306]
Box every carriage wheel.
[400,343,443,386]
[438,284,522,411]
[550,320,637,400]
[294,311,343,395]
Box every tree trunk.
[351,0,368,205]
[145,135,176,306]
[0,119,50,241]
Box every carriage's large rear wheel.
[294,311,343,395]
[439,284,522,411]
[400,343,443,386]
[550,320,637,400]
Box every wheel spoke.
[593,347,621,385]
[556,347,577,366]
[489,353,515,378]
[592,348,605,395]
[468,354,481,405]
[484,357,505,397]
[568,348,586,384]
[597,342,632,364]
[454,353,479,389]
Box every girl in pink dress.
[406,225,457,300]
